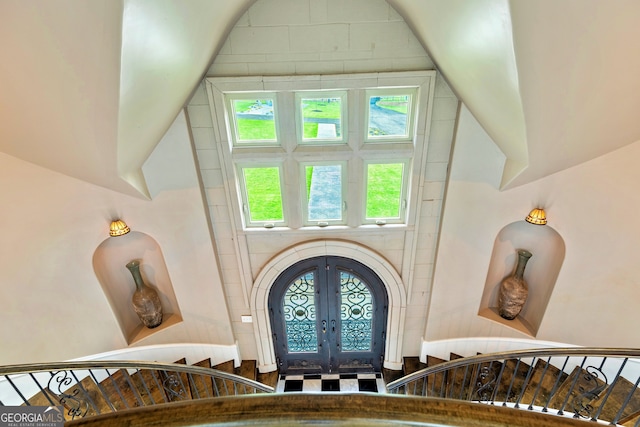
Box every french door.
[268,256,388,374]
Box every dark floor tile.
[304,374,321,380]
[321,379,340,391]
[358,378,378,392]
[340,373,358,379]
[284,380,303,392]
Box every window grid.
[212,76,427,230]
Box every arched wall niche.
[250,239,407,373]
[478,220,565,336]
[93,231,183,344]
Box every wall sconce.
[109,219,131,237]
[525,208,547,225]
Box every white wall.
[426,105,640,348]
[0,113,235,365]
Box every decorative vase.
[126,260,163,328]
[498,249,532,320]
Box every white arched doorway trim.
[250,239,407,373]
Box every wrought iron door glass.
[340,270,373,351]
[283,272,317,352]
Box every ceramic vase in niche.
[126,260,163,328]
[498,249,532,320]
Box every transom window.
[207,72,433,230]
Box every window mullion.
[284,157,302,229]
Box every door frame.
[250,240,407,373]
[269,256,388,374]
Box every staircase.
[389,349,640,426]
[0,358,275,422]
[5,348,640,425]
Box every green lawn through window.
[242,163,404,223]
[242,167,283,222]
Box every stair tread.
[211,360,237,396]
[257,370,279,389]
[519,359,568,408]
[189,358,214,399]
[549,366,607,414]
[403,356,427,375]
[382,368,404,385]
[494,358,534,403]
[130,368,167,406]
[425,355,447,397]
[212,360,235,373]
[589,375,640,423]
[235,359,257,381]
[160,358,192,402]
[99,369,144,411]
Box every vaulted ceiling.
[2,0,639,197]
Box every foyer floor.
[276,372,386,393]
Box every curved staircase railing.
[0,360,274,421]
[387,347,640,426]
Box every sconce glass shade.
[525,208,547,225]
[109,219,131,237]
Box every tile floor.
[276,372,386,393]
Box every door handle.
[331,320,335,333]
[322,320,327,334]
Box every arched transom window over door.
[268,256,388,374]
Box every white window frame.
[226,92,280,147]
[295,90,347,145]
[364,87,417,143]
[361,159,411,225]
[206,71,435,232]
[299,160,348,227]
[236,162,287,228]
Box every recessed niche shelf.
[127,312,182,344]
[93,231,183,345]
[478,220,565,337]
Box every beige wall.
[426,105,640,347]
[0,113,235,365]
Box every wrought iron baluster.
[439,367,446,398]
[148,370,169,404]
[122,370,144,407]
[542,356,569,413]
[28,373,56,406]
[612,372,640,425]
[503,358,522,406]
[528,357,552,410]
[162,370,188,401]
[571,365,608,418]
[48,370,90,419]
[459,364,470,400]
[136,369,157,405]
[590,358,626,421]
[557,357,587,416]
[104,368,131,410]
[5,375,29,405]
[211,373,221,397]
[514,357,537,409]
[88,369,117,412]
[475,362,497,403]
[187,373,200,399]
[489,360,507,404]
[69,370,100,416]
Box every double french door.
[268,256,388,374]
